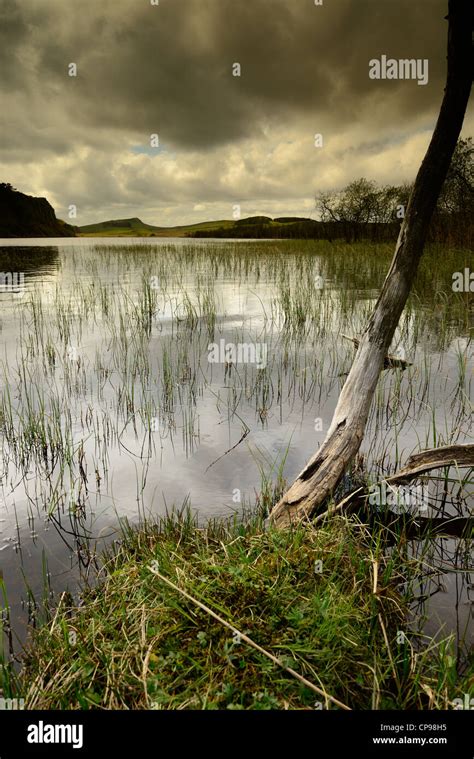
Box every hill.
[0,184,76,238]
[77,216,241,237]
[75,215,321,238]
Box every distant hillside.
[0,184,76,238]
[76,215,322,238]
[76,213,470,245]
[77,216,238,237]
[78,217,158,235]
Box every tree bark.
[385,443,474,484]
[271,0,473,528]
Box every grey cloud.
[1,0,471,226]
[4,0,449,149]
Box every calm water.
[0,238,472,662]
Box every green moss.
[11,510,471,710]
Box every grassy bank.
[6,507,472,710]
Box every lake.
[0,237,472,663]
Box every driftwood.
[377,443,474,539]
[311,487,364,526]
[385,444,474,484]
[270,1,473,528]
[310,443,474,538]
[341,334,412,370]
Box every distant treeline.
[189,216,472,245]
[190,219,401,241]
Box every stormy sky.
[1,0,473,227]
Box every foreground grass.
[8,508,471,711]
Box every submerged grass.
[0,240,471,517]
[10,507,472,711]
[0,239,471,711]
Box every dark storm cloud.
[3,0,448,150]
[0,0,30,90]
[1,0,470,225]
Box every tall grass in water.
[0,239,471,707]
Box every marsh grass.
[0,239,472,709]
[4,502,471,711]
[3,480,474,709]
[0,239,470,553]
[0,241,470,492]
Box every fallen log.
[385,444,474,484]
[309,443,474,530]
[311,487,364,526]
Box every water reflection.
[0,239,471,665]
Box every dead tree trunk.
[271,0,473,528]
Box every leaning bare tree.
[271,0,473,528]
